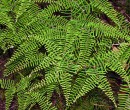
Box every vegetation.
[0,0,129,110]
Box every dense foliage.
[0,0,130,110]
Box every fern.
[0,0,130,109]
[0,73,56,110]
[117,75,130,110]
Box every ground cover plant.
[0,0,130,110]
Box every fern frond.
[87,22,129,41]
[59,73,72,106]
[98,76,116,107]
[30,92,57,110]
[1,0,130,109]
[90,0,120,26]
[17,91,32,110]
[0,12,14,30]
[117,83,130,110]
[68,75,97,106]
[78,31,95,65]
[106,52,128,78]
[5,88,16,110]
[0,79,14,89]
[0,79,16,110]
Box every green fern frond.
[87,22,129,41]
[17,91,32,110]
[117,83,130,110]
[59,73,72,106]
[0,79,16,110]
[5,88,16,110]
[89,0,120,26]
[78,31,95,65]
[98,76,116,107]
[68,75,97,106]
[0,79,14,89]
[1,0,130,109]
[30,92,57,110]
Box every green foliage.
[0,0,130,110]
[117,75,130,110]
[0,73,56,110]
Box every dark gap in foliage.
[7,48,15,58]
[109,0,127,13]
[126,0,130,16]
[106,71,122,102]
[53,10,72,20]
[93,88,115,110]
[71,73,79,84]
[8,11,16,22]
[22,67,35,75]
[0,48,4,56]
[109,0,130,22]
[3,73,16,83]
[37,2,50,9]
[31,103,41,110]
[106,71,122,85]
[125,59,130,72]
[0,89,5,110]
[106,72,123,94]
[38,45,48,55]
[39,69,46,77]
[0,24,7,30]
[1,47,15,59]
[0,55,4,77]
[51,90,66,110]
[70,88,115,110]
[0,48,13,79]
[9,96,18,110]
[51,91,59,106]
[100,13,116,26]
[30,74,44,85]
[59,86,66,109]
